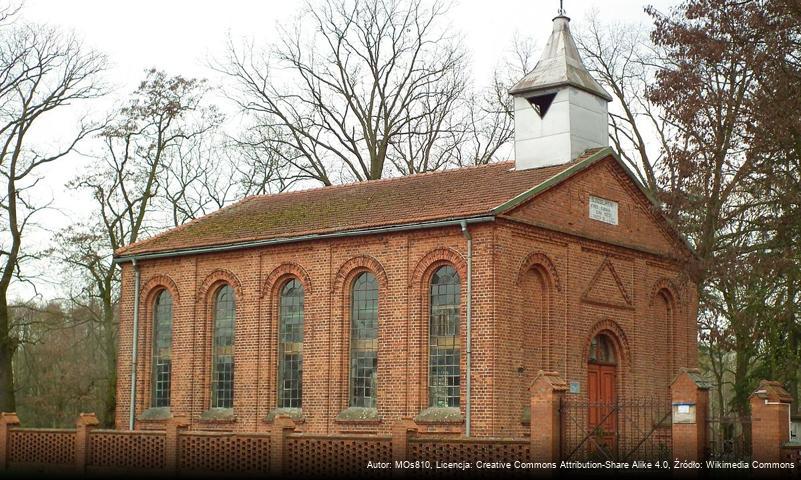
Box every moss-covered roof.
[116,151,604,258]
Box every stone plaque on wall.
[589,195,619,225]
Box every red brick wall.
[751,395,792,463]
[492,157,697,436]
[115,156,698,437]
[670,371,708,461]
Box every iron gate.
[559,397,673,462]
[706,415,751,461]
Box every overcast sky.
[13,0,679,301]
[21,0,678,93]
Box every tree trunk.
[0,293,16,412]
[101,293,117,428]
[733,345,752,448]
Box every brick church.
[113,14,698,438]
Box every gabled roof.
[509,15,613,101]
[114,148,694,261]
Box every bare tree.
[574,11,673,193]
[218,0,472,186]
[12,300,108,427]
[455,33,537,167]
[159,128,236,227]
[230,129,294,195]
[57,70,220,425]
[0,18,106,412]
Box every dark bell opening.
[527,93,557,118]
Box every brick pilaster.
[269,415,296,476]
[0,413,20,470]
[391,418,417,477]
[529,370,567,462]
[750,380,792,463]
[670,368,709,462]
[75,413,100,473]
[165,415,189,474]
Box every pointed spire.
[509,15,612,101]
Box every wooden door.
[588,362,617,453]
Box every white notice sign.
[672,403,696,424]
[589,196,619,225]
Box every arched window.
[151,290,173,408]
[211,284,235,408]
[429,265,461,408]
[349,272,378,408]
[278,278,304,408]
[654,291,673,384]
[588,334,616,365]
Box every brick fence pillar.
[0,413,20,470]
[164,415,189,474]
[529,370,567,463]
[391,418,418,477]
[670,368,710,462]
[75,413,99,474]
[750,380,792,463]
[269,415,296,476]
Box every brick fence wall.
[1,414,530,476]
[2,373,797,476]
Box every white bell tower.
[510,12,612,169]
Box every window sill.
[264,408,305,424]
[414,407,463,424]
[199,408,236,423]
[335,407,381,424]
[137,407,171,422]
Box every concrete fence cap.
[0,412,20,425]
[271,415,297,430]
[671,367,711,389]
[530,370,568,391]
[169,414,190,427]
[751,380,793,403]
[76,413,100,427]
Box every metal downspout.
[460,221,473,436]
[129,259,141,430]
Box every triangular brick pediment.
[581,257,633,309]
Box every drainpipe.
[129,258,141,430]
[460,221,473,437]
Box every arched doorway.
[587,333,617,451]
